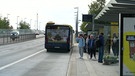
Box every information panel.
[120,13,135,76]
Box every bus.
[44,23,74,52]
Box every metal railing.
[0,29,44,45]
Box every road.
[0,38,71,76]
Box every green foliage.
[80,22,91,33]
[88,2,100,15]
[103,55,118,65]
[0,17,10,29]
[103,55,118,60]
[88,0,105,15]
[19,21,30,29]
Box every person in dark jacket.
[88,34,96,59]
[98,33,104,63]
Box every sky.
[0,0,110,31]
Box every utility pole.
[17,16,19,29]
[37,13,38,30]
[30,19,32,29]
[74,7,79,37]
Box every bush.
[103,55,118,65]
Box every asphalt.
[67,43,120,76]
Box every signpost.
[82,14,95,33]
[82,14,93,22]
[82,14,95,34]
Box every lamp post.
[30,19,32,29]
[39,22,41,30]
[37,13,38,30]
[7,14,10,25]
[74,7,79,37]
[17,16,19,29]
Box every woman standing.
[76,34,85,59]
[105,35,111,54]
[112,36,118,56]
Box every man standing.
[76,34,85,59]
[88,34,96,59]
[98,33,104,63]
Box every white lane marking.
[0,50,45,71]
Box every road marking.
[0,49,45,71]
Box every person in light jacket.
[76,34,85,59]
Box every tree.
[80,22,89,32]
[0,17,10,29]
[80,0,106,32]
[88,0,105,15]
[19,21,30,29]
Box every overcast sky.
[0,0,110,31]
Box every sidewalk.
[67,43,119,76]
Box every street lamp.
[39,22,41,30]
[30,19,32,29]
[74,7,79,37]
[7,14,10,24]
[37,13,38,30]
[17,16,19,29]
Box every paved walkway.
[67,43,119,76]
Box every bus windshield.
[46,26,69,43]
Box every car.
[34,30,40,35]
[10,30,20,40]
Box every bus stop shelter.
[95,0,135,22]
[94,0,135,75]
[85,0,135,37]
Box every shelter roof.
[95,0,135,22]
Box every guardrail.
[0,29,45,45]
[0,34,36,45]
